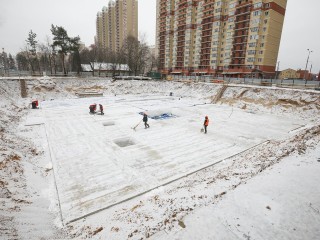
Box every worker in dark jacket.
[99,104,104,115]
[143,113,150,129]
[203,116,209,134]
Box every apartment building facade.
[278,68,299,79]
[96,0,138,52]
[157,0,287,78]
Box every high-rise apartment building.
[157,0,287,78]
[96,0,138,52]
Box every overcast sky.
[0,0,319,72]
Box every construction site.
[1,77,320,239]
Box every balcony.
[203,0,215,7]
[235,16,250,23]
[233,56,246,59]
[202,17,214,24]
[235,23,250,30]
[234,9,251,17]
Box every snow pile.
[0,81,33,237]
[0,80,68,239]
[222,86,320,118]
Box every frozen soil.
[0,77,320,239]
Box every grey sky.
[0,0,319,72]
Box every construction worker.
[89,103,97,114]
[143,113,150,129]
[31,100,38,109]
[99,104,104,115]
[203,116,209,134]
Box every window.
[253,10,261,16]
[254,2,262,8]
[229,3,236,8]
[251,19,260,25]
[250,35,259,40]
[265,11,269,16]
[247,50,256,55]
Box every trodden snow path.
[24,94,305,224]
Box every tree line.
[1,25,158,76]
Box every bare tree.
[8,54,16,70]
[147,51,159,74]
[37,36,56,75]
[86,44,107,76]
[16,52,29,71]
[123,35,150,76]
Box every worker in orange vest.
[203,116,209,134]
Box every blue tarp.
[139,112,177,120]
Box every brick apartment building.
[156,0,287,78]
[96,0,138,52]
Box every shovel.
[132,120,142,131]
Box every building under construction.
[96,0,138,52]
[156,0,287,78]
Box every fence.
[168,75,320,90]
[1,71,319,90]
[0,71,100,78]
[0,70,135,78]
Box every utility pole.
[1,48,7,76]
[0,49,2,76]
[309,63,313,80]
[303,49,313,82]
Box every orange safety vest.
[204,118,209,126]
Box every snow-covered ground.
[1,77,320,239]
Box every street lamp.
[0,48,4,76]
[303,49,313,81]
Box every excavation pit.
[102,121,115,126]
[37,92,307,223]
[114,138,135,148]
